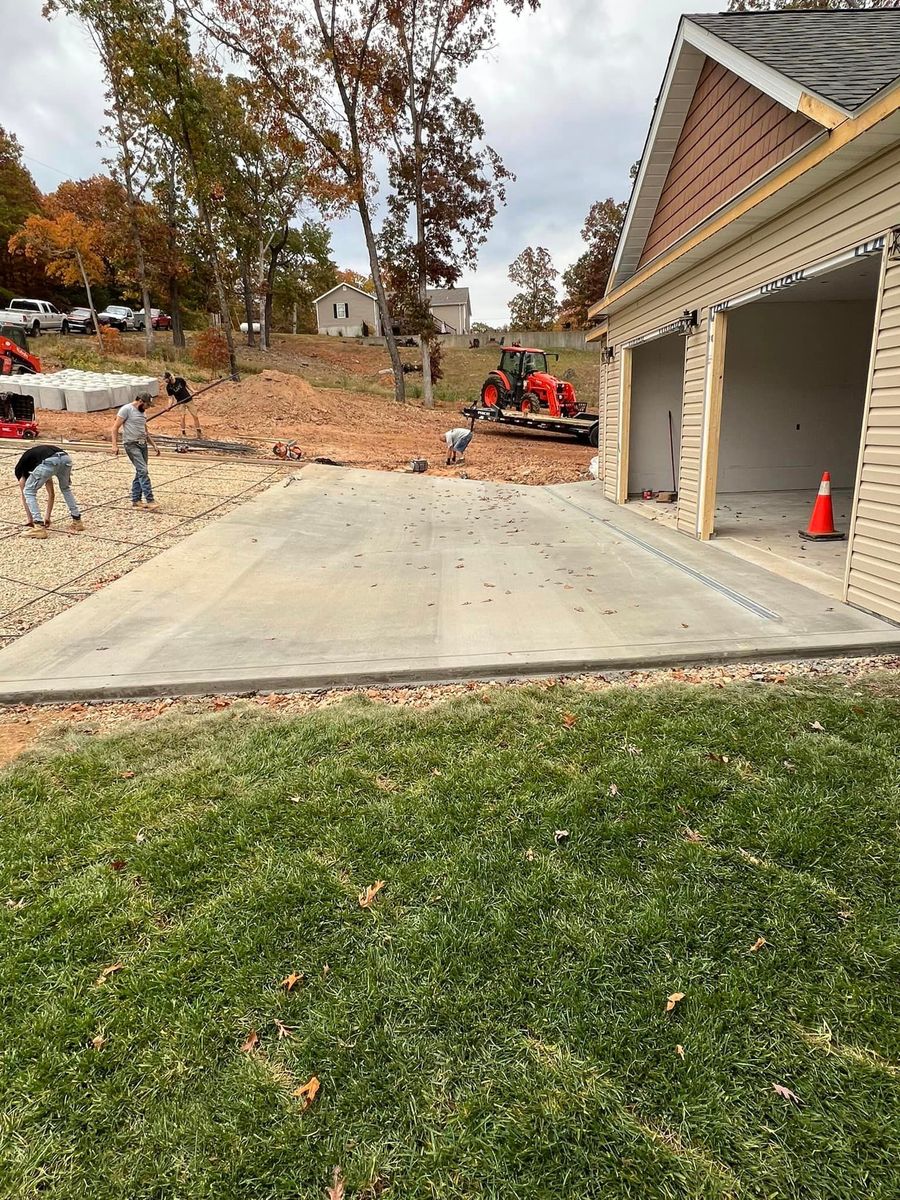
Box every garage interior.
[627,333,685,524]
[711,254,882,598]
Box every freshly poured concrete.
[0,465,896,702]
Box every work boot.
[69,517,84,533]
[24,524,48,540]
[143,501,160,512]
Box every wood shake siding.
[639,59,818,269]
[847,252,900,621]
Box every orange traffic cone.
[800,472,845,541]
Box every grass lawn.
[1,680,898,1198]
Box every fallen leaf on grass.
[666,992,685,1014]
[5,898,26,910]
[810,721,826,733]
[281,972,303,992]
[240,1029,260,1053]
[676,1044,685,1060]
[110,859,127,872]
[562,712,578,728]
[375,776,397,791]
[274,1019,294,1040]
[95,963,124,986]
[91,1033,108,1051]
[119,770,135,779]
[328,1166,345,1200]
[359,881,385,909]
[707,753,730,764]
[608,783,619,797]
[683,828,704,844]
[623,743,642,757]
[135,831,146,844]
[783,760,797,773]
[293,1075,320,1110]
[524,848,535,861]
[323,963,330,977]
[748,937,767,953]
[554,830,570,846]
[773,1083,802,1105]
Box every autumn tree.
[508,246,558,331]
[336,269,375,293]
[0,128,43,296]
[560,198,627,328]
[272,222,338,332]
[728,1,899,9]
[380,0,537,406]
[44,0,161,354]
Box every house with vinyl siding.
[589,9,900,623]
[315,283,379,337]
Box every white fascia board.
[313,282,378,305]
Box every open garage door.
[626,334,686,524]
[707,253,881,597]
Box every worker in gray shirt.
[112,393,160,510]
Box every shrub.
[191,327,230,373]
[98,324,122,354]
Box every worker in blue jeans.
[112,393,160,510]
[15,444,84,539]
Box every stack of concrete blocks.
[22,370,159,413]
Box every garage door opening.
[711,254,881,598]
[627,334,686,528]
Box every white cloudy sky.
[3,0,723,325]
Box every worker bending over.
[113,393,160,510]
[15,444,84,539]
[444,426,474,466]
[164,371,202,438]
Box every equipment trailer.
[463,402,600,447]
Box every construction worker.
[112,392,160,510]
[15,444,84,539]
[444,426,474,466]
[164,371,202,438]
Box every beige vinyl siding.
[846,255,900,621]
[316,285,378,336]
[603,355,621,500]
[605,143,900,534]
[677,326,708,534]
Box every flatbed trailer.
[463,403,600,447]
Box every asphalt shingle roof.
[426,288,470,305]
[689,11,900,112]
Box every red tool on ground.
[800,471,845,541]
[0,330,41,439]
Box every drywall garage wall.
[718,300,875,493]
[628,335,685,494]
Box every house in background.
[315,283,379,337]
[428,288,472,335]
[589,8,900,624]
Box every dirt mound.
[200,369,334,426]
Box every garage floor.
[0,466,895,703]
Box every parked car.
[0,298,69,336]
[66,306,97,335]
[97,305,136,331]
[134,308,173,331]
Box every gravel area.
[0,447,290,643]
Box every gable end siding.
[638,58,818,269]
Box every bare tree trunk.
[75,248,104,356]
[241,254,256,348]
[265,226,288,349]
[292,302,297,335]
[169,275,185,349]
[357,194,405,403]
[258,237,268,351]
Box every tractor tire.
[588,421,600,448]
[522,395,540,414]
[60,320,69,336]
[31,322,40,338]
[481,379,505,408]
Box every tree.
[560,198,627,329]
[272,222,338,332]
[380,0,536,407]
[0,127,43,295]
[728,1,899,9]
[336,268,375,293]
[508,246,558,331]
[10,201,105,350]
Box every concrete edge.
[2,637,898,707]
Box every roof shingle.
[688,10,900,111]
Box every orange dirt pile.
[38,370,594,485]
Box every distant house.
[427,288,472,335]
[315,283,379,337]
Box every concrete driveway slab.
[0,465,896,702]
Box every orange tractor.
[0,327,41,440]
[480,347,582,418]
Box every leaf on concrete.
[562,712,578,728]
[359,881,385,909]
[773,1083,802,1105]
[293,1075,320,1110]
[748,937,767,953]
[274,1019,294,1040]
[676,1044,685,1060]
[91,1033,108,1051]
[666,992,686,1014]
[281,972,303,992]
[95,962,124,986]
[240,1029,260,1053]
[327,1166,345,1200]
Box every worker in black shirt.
[15,444,84,540]
[163,371,202,438]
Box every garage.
[627,333,685,510]
[709,253,882,596]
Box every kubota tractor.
[0,327,41,440]
[480,347,582,418]
[0,327,42,377]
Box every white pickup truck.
[97,305,137,332]
[0,298,69,336]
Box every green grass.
[1,680,899,1198]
